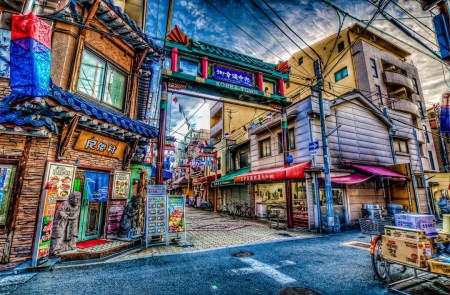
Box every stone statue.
[51,191,81,255]
[117,194,141,239]
[136,169,148,230]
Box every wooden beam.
[122,139,138,170]
[57,116,80,160]
[126,47,150,117]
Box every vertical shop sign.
[43,163,76,200]
[112,172,130,199]
[145,185,167,247]
[167,196,185,234]
[31,189,58,267]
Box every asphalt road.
[4,231,450,295]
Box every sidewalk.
[114,207,321,261]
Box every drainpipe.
[21,0,35,14]
[413,128,433,214]
[383,109,397,164]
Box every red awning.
[330,173,372,184]
[234,162,310,183]
[351,164,406,178]
[285,162,311,179]
[193,174,221,184]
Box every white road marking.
[237,257,296,284]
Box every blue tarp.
[83,171,109,202]
[151,166,173,180]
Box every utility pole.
[156,0,175,184]
[281,106,293,228]
[434,103,449,172]
[315,69,335,233]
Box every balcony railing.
[210,102,223,119]
[383,71,414,93]
[416,129,425,143]
[210,119,223,137]
[385,95,420,117]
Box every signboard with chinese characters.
[43,163,76,200]
[74,130,127,159]
[213,64,254,88]
[112,171,130,199]
[31,189,58,267]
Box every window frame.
[423,125,430,143]
[259,137,271,158]
[299,57,303,65]
[263,78,277,94]
[370,59,378,78]
[337,41,344,52]
[278,128,296,153]
[394,138,409,153]
[76,47,129,112]
[375,85,383,105]
[428,151,436,170]
[418,101,425,118]
[413,78,419,94]
[239,152,249,169]
[334,67,348,82]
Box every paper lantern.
[10,38,50,97]
[12,13,51,49]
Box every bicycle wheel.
[245,207,254,218]
[371,235,387,280]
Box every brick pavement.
[116,207,320,260]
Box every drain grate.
[342,241,371,251]
[230,251,254,257]
[280,287,322,295]
[278,233,293,237]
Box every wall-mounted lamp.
[74,158,80,167]
[137,168,142,174]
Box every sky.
[144,0,450,140]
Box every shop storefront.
[234,162,311,227]
[212,168,250,209]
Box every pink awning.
[351,164,406,178]
[330,173,372,184]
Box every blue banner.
[84,171,109,202]
[213,65,253,88]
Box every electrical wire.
[170,99,206,136]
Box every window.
[415,175,424,188]
[428,151,436,170]
[217,157,221,170]
[263,81,276,94]
[413,78,419,94]
[370,59,378,77]
[418,101,425,118]
[239,152,249,168]
[334,67,348,82]
[313,60,320,76]
[164,57,172,70]
[278,129,296,153]
[259,138,271,158]
[179,58,199,76]
[337,41,344,52]
[0,165,16,227]
[77,49,127,110]
[299,57,303,65]
[375,85,383,105]
[394,138,409,153]
[423,125,430,143]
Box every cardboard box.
[427,258,450,276]
[382,235,431,268]
[438,231,450,242]
[394,214,437,238]
[384,226,427,241]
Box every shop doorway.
[0,164,17,227]
[73,170,107,241]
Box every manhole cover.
[278,233,293,237]
[230,251,254,257]
[280,287,322,295]
[357,236,367,239]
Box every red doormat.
[76,239,109,249]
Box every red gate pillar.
[156,81,168,184]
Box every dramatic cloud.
[146,0,450,139]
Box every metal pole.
[317,76,334,233]
[156,82,168,184]
[281,106,293,228]
[309,115,321,231]
[165,0,175,36]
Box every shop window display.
[292,181,308,227]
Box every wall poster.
[43,162,76,200]
[112,171,130,199]
[167,196,185,233]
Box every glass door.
[75,170,105,241]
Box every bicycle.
[240,203,254,218]
[218,203,230,217]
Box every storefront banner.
[147,185,167,196]
[167,196,185,233]
[74,130,127,160]
[213,64,253,88]
[43,163,76,200]
[31,189,58,267]
[84,171,109,202]
[112,171,130,199]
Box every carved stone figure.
[117,194,141,239]
[136,169,148,230]
[51,191,82,255]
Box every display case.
[292,181,308,227]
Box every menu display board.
[43,163,76,200]
[32,189,58,266]
[112,171,130,199]
[167,196,185,233]
[146,185,167,247]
